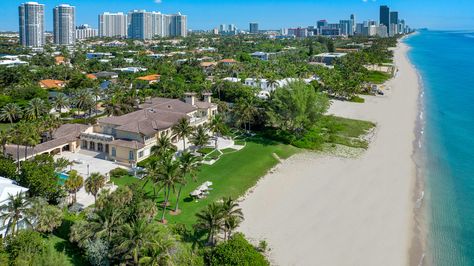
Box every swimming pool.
[57,172,69,181]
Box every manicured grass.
[365,70,391,84]
[197,147,214,155]
[112,137,299,227]
[46,235,88,266]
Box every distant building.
[249,22,259,34]
[390,11,399,36]
[350,14,356,35]
[219,24,226,33]
[53,4,75,45]
[19,2,45,47]
[39,79,66,89]
[76,24,98,40]
[250,51,275,61]
[288,27,308,38]
[128,10,153,40]
[99,12,128,38]
[379,5,390,35]
[317,20,328,29]
[313,53,347,65]
[169,13,187,37]
[339,20,354,36]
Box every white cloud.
[154,0,162,3]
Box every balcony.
[80,132,115,143]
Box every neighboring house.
[5,124,91,162]
[136,74,161,85]
[222,77,240,83]
[312,53,347,65]
[0,177,29,237]
[250,51,275,61]
[54,56,70,66]
[86,52,113,60]
[113,67,147,73]
[0,56,29,67]
[218,59,238,66]
[80,93,218,166]
[87,71,119,80]
[39,79,66,90]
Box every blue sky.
[1,0,473,31]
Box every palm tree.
[158,155,182,223]
[220,197,244,241]
[55,157,72,173]
[25,98,48,120]
[114,219,154,265]
[151,132,176,157]
[0,103,22,124]
[52,93,69,114]
[190,125,211,150]
[195,202,224,245]
[142,157,165,198]
[74,89,94,116]
[85,172,106,203]
[208,114,228,149]
[0,130,11,157]
[0,192,31,236]
[139,235,176,266]
[234,98,258,132]
[91,86,102,117]
[64,170,84,204]
[173,152,201,214]
[172,117,193,150]
[29,198,63,233]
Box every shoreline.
[238,37,420,265]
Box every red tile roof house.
[80,93,217,166]
[7,94,218,167]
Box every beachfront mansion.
[5,93,217,166]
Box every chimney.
[202,92,212,103]
[184,92,196,106]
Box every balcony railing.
[80,133,115,142]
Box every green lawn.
[324,116,376,149]
[365,70,392,84]
[112,137,299,226]
[46,235,88,266]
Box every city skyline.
[1,0,474,32]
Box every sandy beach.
[238,39,420,266]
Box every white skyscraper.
[128,10,153,40]
[75,24,98,40]
[19,2,45,47]
[53,4,75,45]
[170,13,187,37]
[151,12,163,37]
[99,12,128,38]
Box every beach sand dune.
[239,41,419,266]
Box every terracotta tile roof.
[86,74,97,79]
[219,59,237,64]
[39,79,66,89]
[200,62,218,67]
[99,98,197,136]
[55,56,65,64]
[137,74,161,82]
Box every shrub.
[205,233,269,266]
[109,167,129,179]
[349,95,365,103]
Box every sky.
[1,0,473,31]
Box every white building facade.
[99,12,128,38]
[53,4,75,45]
[19,2,45,47]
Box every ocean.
[406,30,474,265]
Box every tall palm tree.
[139,232,176,266]
[190,125,211,150]
[142,157,164,198]
[29,198,63,233]
[55,157,73,172]
[158,155,182,223]
[85,172,106,203]
[220,197,244,241]
[195,202,224,246]
[234,98,258,132]
[0,192,31,236]
[208,114,228,149]
[173,152,201,214]
[91,86,102,117]
[0,130,11,157]
[25,98,48,120]
[172,117,193,151]
[151,132,176,157]
[75,89,94,116]
[64,170,84,204]
[114,219,154,265]
[0,103,22,124]
[52,93,69,114]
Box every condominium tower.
[379,5,390,34]
[76,24,98,40]
[53,4,75,45]
[98,12,127,38]
[19,2,45,47]
[128,11,187,40]
[249,22,259,34]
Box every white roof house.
[0,177,29,236]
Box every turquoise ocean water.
[406,30,474,265]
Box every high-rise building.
[350,14,356,34]
[98,12,128,38]
[219,24,226,33]
[249,22,259,34]
[19,2,45,47]
[53,4,75,45]
[128,10,153,40]
[169,13,187,37]
[76,24,98,40]
[228,24,236,33]
[317,20,328,29]
[379,5,390,34]
[151,12,163,37]
[339,20,354,36]
[389,11,399,36]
